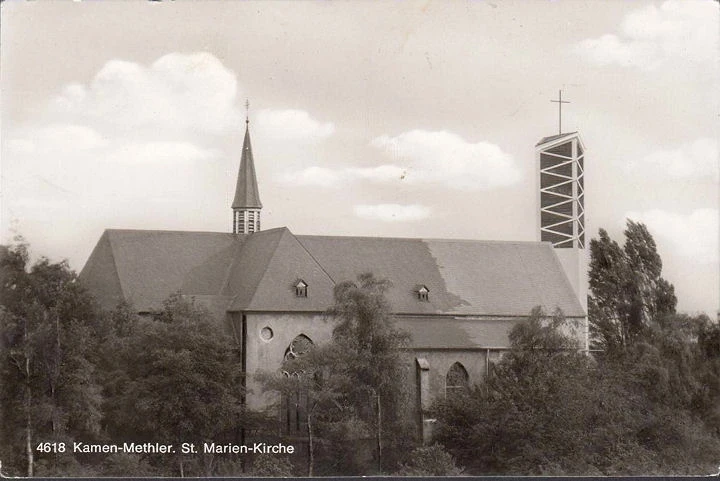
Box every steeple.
[232,101,262,234]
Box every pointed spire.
[232,114,262,210]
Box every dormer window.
[295,279,308,298]
[416,285,429,302]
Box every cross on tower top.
[245,99,250,125]
[550,90,570,135]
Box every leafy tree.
[433,306,720,475]
[259,273,414,475]
[257,345,346,476]
[433,307,608,475]
[101,293,245,476]
[0,241,102,477]
[588,220,677,352]
[326,273,413,473]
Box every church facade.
[80,119,588,440]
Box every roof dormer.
[415,284,429,302]
[294,279,308,298]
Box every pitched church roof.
[232,124,262,209]
[80,227,585,318]
[79,229,242,311]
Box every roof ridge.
[297,234,547,245]
[295,234,337,285]
[103,228,547,246]
[218,237,247,299]
[106,228,242,235]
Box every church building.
[80,114,588,440]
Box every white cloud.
[278,164,406,187]
[10,124,107,154]
[626,138,718,181]
[575,34,657,69]
[256,109,335,142]
[277,166,342,187]
[370,130,521,190]
[51,52,241,134]
[574,0,718,70]
[105,141,219,165]
[625,209,718,264]
[3,53,237,234]
[347,165,406,182]
[354,204,431,222]
[278,130,519,190]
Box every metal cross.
[550,90,570,135]
[245,99,250,124]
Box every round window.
[260,326,274,341]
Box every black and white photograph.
[1,0,718,477]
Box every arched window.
[284,334,313,363]
[445,362,469,398]
[282,334,314,433]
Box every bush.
[393,444,463,476]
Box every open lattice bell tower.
[536,132,585,249]
[536,131,588,334]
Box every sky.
[1,0,718,316]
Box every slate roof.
[298,235,585,317]
[80,229,242,312]
[80,227,585,318]
[221,228,336,312]
[232,125,262,209]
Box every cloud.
[354,204,431,222]
[105,141,219,165]
[574,0,718,70]
[256,109,335,142]
[4,53,236,231]
[347,165,406,182]
[625,209,718,264]
[278,164,406,187]
[277,166,342,187]
[277,130,519,190]
[9,124,107,154]
[50,52,241,134]
[370,130,521,190]
[626,138,718,181]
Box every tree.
[0,241,102,477]
[696,319,720,435]
[433,306,720,475]
[436,307,614,475]
[259,273,413,475]
[326,273,413,473]
[588,220,677,352]
[257,346,346,476]
[102,293,246,476]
